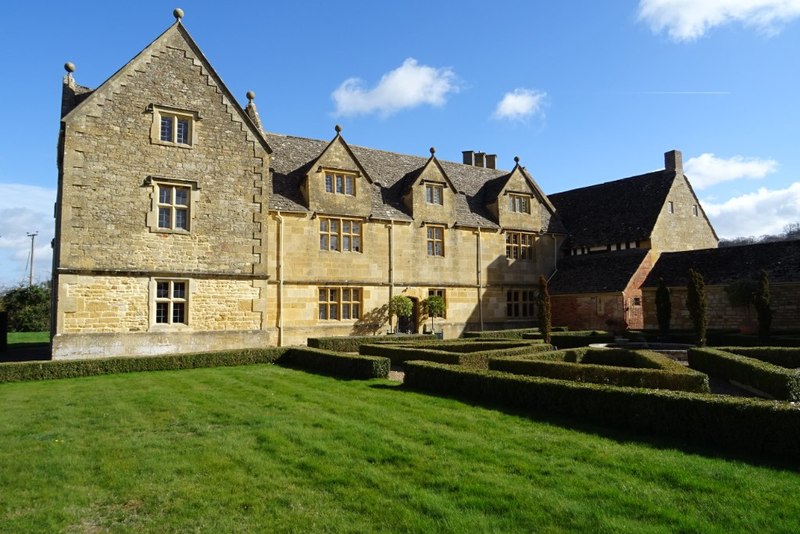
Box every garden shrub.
[307,334,433,352]
[359,342,554,370]
[688,347,800,401]
[0,348,287,383]
[463,328,541,339]
[278,347,390,379]
[523,330,614,348]
[403,360,800,462]
[719,347,800,369]
[717,333,800,348]
[490,348,709,393]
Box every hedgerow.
[403,360,800,462]
[688,347,800,401]
[0,348,287,383]
[278,347,390,379]
[490,348,709,393]
[307,334,433,352]
[359,342,554,370]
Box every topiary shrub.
[754,270,773,341]
[686,269,708,346]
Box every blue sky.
[1,0,799,288]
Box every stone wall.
[642,282,800,331]
[650,174,718,253]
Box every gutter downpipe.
[547,233,559,283]
[276,212,284,347]
[477,228,483,331]
[388,219,395,333]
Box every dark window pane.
[172,302,185,323]
[158,207,171,228]
[175,188,188,205]
[173,282,186,299]
[159,187,171,204]
[175,209,188,229]
[160,116,172,142]
[157,282,169,298]
[176,119,190,144]
[156,302,169,323]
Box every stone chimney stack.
[485,154,497,169]
[665,149,683,173]
[462,150,474,165]
[462,150,497,168]
[474,152,485,168]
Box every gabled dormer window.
[325,172,355,196]
[426,184,444,205]
[509,194,531,214]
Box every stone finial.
[64,62,76,73]
[514,156,520,164]
[334,124,342,134]
[173,8,184,21]
[246,91,256,103]
[429,147,436,155]
[244,91,264,133]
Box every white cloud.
[331,58,459,117]
[638,0,800,41]
[684,153,777,190]
[701,182,800,238]
[0,183,56,289]
[492,88,547,121]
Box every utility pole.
[27,231,38,287]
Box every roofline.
[62,20,271,154]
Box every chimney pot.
[665,149,682,172]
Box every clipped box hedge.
[359,342,554,370]
[718,347,800,369]
[403,360,800,462]
[523,330,614,348]
[688,347,800,401]
[0,348,288,383]
[490,348,709,393]
[717,333,800,348]
[462,326,569,340]
[278,347,390,379]
[307,334,433,352]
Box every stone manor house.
[52,12,719,359]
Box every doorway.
[397,297,419,334]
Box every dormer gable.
[302,125,373,217]
[485,158,554,232]
[401,148,457,225]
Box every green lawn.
[6,331,49,345]
[1,365,798,532]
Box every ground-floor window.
[319,287,362,320]
[506,289,535,318]
[155,279,188,324]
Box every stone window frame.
[508,193,531,214]
[426,225,445,257]
[425,183,444,205]
[319,216,363,253]
[505,231,535,261]
[318,287,362,321]
[506,288,535,318]
[149,278,193,330]
[145,177,200,234]
[427,288,447,319]
[324,170,357,196]
[148,104,200,148]
[692,204,699,216]
[668,201,674,214]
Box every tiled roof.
[642,240,800,287]
[549,170,676,248]
[264,132,568,229]
[548,248,650,294]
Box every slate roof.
[548,249,650,295]
[549,170,676,248]
[265,132,565,231]
[642,240,800,287]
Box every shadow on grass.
[368,381,800,473]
